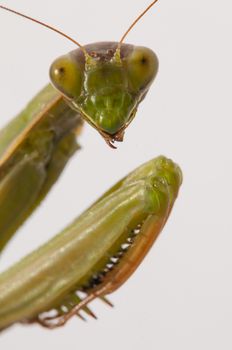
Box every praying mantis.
[0,1,182,331]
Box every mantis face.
[50,42,159,146]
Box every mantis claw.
[99,296,114,308]
[76,313,87,322]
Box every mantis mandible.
[0,1,182,331]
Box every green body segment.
[0,84,82,252]
[0,156,182,330]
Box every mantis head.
[50,43,158,147]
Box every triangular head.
[50,42,159,147]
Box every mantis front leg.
[0,84,83,253]
[0,156,182,331]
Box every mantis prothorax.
[0,1,182,331]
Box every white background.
[0,0,232,348]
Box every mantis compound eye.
[125,47,159,92]
[49,54,84,99]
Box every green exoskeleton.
[0,1,182,331]
[0,156,182,330]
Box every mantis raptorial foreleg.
[0,84,83,252]
[0,156,182,330]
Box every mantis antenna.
[118,0,159,47]
[0,4,91,60]
[0,2,159,62]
